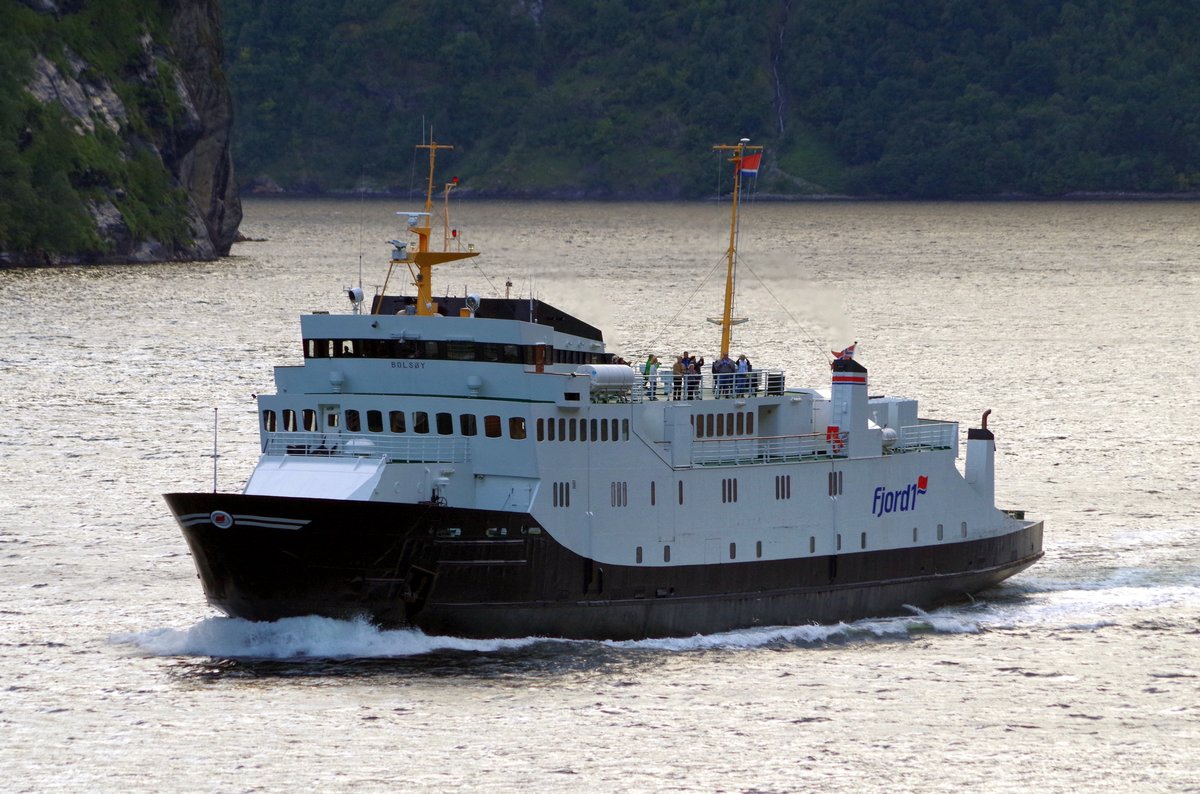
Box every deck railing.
[897,422,956,450]
[692,431,846,465]
[690,422,956,466]
[262,431,471,463]
[596,369,786,403]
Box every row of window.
[304,338,610,365]
[263,408,528,440]
[536,417,630,443]
[551,481,571,508]
[691,411,755,438]
[264,408,750,446]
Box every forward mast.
[711,138,762,359]
[376,139,479,316]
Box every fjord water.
[2,199,1197,792]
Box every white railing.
[262,431,471,463]
[897,422,955,451]
[692,431,846,465]
[605,369,786,403]
[690,423,955,466]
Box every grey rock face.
[6,0,241,266]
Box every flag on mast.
[739,152,762,176]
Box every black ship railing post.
[211,407,219,493]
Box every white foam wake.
[113,615,548,659]
[113,577,1200,660]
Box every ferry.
[165,140,1043,640]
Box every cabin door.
[318,403,342,443]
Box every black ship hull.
[165,492,1044,640]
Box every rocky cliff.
[0,0,241,266]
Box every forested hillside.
[1,0,239,264]
[225,0,1200,198]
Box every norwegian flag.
[832,342,857,360]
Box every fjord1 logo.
[872,475,928,517]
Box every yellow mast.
[442,177,458,251]
[711,139,762,359]
[375,139,479,315]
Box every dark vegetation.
[4,0,1198,259]
[0,2,193,257]
[222,0,1200,198]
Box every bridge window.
[459,414,476,436]
[509,417,527,440]
[436,412,453,435]
[413,411,429,434]
[302,409,318,432]
[367,410,383,432]
[389,410,406,433]
[283,409,296,432]
[345,410,361,432]
[484,415,502,438]
[262,410,276,432]
[447,341,475,360]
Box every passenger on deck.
[672,356,684,400]
[687,358,703,400]
[643,354,660,400]
[715,353,735,397]
[736,354,751,396]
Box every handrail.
[897,422,955,450]
[689,422,956,466]
[262,431,471,463]
[692,430,845,464]
[598,368,786,403]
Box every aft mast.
[376,139,479,316]
[711,139,762,359]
